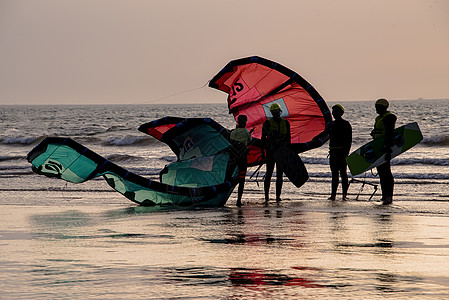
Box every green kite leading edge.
[27,117,239,206]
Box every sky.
[1,0,448,105]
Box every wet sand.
[1,182,449,299]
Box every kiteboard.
[272,145,309,187]
[346,122,423,176]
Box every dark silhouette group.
[230,99,396,206]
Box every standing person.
[229,115,252,207]
[371,98,397,205]
[328,104,352,200]
[261,103,291,203]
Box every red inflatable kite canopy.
[209,56,331,165]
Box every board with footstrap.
[346,122,423,176]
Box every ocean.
[1,100,449,298]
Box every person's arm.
[345,122,352,155]
[286,120,291,145]
[383,114,397,160]
[383,115,396,146]
[261,121,269,147]
[245,128,252,145]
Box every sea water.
[1,100,449,298]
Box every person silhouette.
[229,115,252,206]
[371,98,397,205]
[328,104,352,200]
[261,103,291,202]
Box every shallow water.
[1,100,449,298]
[1,193,449,299]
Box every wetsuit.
[329,117,352,199]
[261,117,291,201]
[229,127,252,206]
[373,111,397,200]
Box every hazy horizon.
[1,0,448,105]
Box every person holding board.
[371,98,397,205]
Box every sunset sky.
[1,0,448,105]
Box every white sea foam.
[1,136,41,145]
[392,157,449,166]
[1,101,448,199]
[105,135,149,146]
[421,134,449,146]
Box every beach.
[1,100,449,298]
[1,189,449,298]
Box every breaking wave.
[1,136,43,145]
[105,153,145,163]
[421,134,449,146]
[104,136,160,146]
[0,155,26,162]
[392,157,449,166]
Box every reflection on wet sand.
[229,267,324,288]
[1,202,448,298]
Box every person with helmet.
[371,98,397,205]
[261,103,291,202]
[328,104,352,200]
[229,114,253,207]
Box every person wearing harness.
[371,98,397,205]
[229,115,252,207]
[328,104,352,200]
[261,103,291,203]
